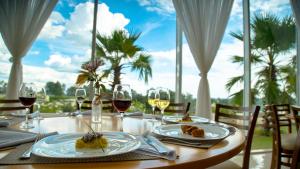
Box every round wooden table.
[0,115,245,169]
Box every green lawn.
[251,125,297,150]
[252,134,272,149]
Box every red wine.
[113,100,131,112]
[19,97,36,106]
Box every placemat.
[0,143,159,165]
[0,116,24,127]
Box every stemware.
[155,87,170,123]
[75,88,86,116]
[147,89,158,121]
[112,84,132,119]
[19,83,37,129]
[36,87,46,120]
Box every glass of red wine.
[112,84,132,119]
[19,83,37,129]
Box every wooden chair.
[209,104,260,169]
[272,104,292,133]
[163,102,191,114]
[76,100,114,113]
[291,105,300,131]
[271,104,298,168]
[0,99,33,113]
[291,129,300,169]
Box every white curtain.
[0,0,57,99]
[290,0,300,28]
[172,0,233,118]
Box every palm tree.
[95,30,152,90]
[226,13,295,105]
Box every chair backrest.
[0,99,33,113]
[215,104,251,130]
[164,102,190,114]
[273,104,292,127]
[76,100,114,113]
[271,104,287,164]
[214,104,260,169]
[291,129,300,169]
[291,105,300,131]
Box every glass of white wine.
[155,87,170,124]
[147,89,158,121]
[75,88,86,116]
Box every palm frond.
[131,54,152,83]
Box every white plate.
[163,115,209,124]
[32,132,141,158]
[153,124,230,141]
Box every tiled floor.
[228,150,288,169]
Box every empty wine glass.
[19,83,37,129]
[147,89,158,121]
[75,88,86,116]
[36,87,46,120]
[112,84,132,119]
[155,87,170,124]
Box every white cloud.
[251,0,290,13]
[0,37,11,62]
[138,0,174,15]
[39,11,66,39]
[23,64,77,89]
[140,22,161,36]
[64,2,130,49]
[44,52,91,73]
[44,54,71,67]
[143,39,243,98]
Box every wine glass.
[112,84,132,119]
[147,89,158,121]
[36,87,46,120]
[19,83,37,129]
[75,88,86,116]
[155,87,170,123]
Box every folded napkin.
[0,129,58,149]
[135,134,177,160]
[152,123,236,148]
[0,121,9,127]
[154,134,217,148]
[10,111,38,119]
[124,112,144,117]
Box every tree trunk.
[112,66,121,91]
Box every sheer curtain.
[172,0,233,118]
[0,0,57,99]
[290,0,300,27]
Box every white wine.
[157,100,170,110]
[148,98,158,107]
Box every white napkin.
[0,121,9,127]
[136,134,177,160]
[10,111,38,119]
[124,112,144,117]
[0,130,58,149]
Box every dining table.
[0,114,245,169]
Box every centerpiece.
[76,59,106,123]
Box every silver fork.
[19,134,40,160]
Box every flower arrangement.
[76,59,106,90]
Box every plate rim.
[32,132,141,159]
[153,123,230,141]
[162,115,210,124]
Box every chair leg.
[271,141,281,169]
[288,123,292,133]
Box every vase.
[92,87,102,123]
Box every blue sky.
[0,0,294,98]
